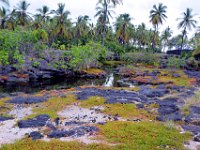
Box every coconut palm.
[51,3,71,38]
[161,26,172,51]
[36,5,50,23]
[149,3,167,51]
[95,0,122,46]
[177,8,197,50]
[15,0,31,26]
[115,13,132,45]
[0,6,9,29]
[74,15,90,45]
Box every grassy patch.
[82,68,105,75]
[98,121,191,150]
[0,97,10,107]
[0,97,12,115]
[103,61,125,66]
[181,92,200,116]
[26,95,77,119]
[1,139,112,150]
[80,96,153,119]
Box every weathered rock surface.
[8,96,46,104]
[18,115,50,128]
[48,126,98,138]
[0,116,14,122]
[29,131,44,140]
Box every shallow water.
[0,67,121,94]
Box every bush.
[121,52,161,66]
[167,56,186,69]
[0,30,48,68]
[105,41,124,55]
[70,42,107,70]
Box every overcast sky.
[9,0,200,37]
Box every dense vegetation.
[0,0,200,71]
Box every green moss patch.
[98,121,191,150]
[25,95,77,119]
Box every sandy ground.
[0,106,37,147]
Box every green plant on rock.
[121,51,161,66]
[70,41,106,70]
[167,56,186,69]
[0,50,9,66]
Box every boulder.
[0,116,14,122]
[48,126,98,138]
[29,131,44,140]
[8,96,46,104]
[18,115,50,128]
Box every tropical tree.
[95,0,122,46]
[115,13,132,46]
[36,5,50,24]
[149,3,167,52]
[177,8,197,50]
[51,3,71,38]
[0,6,9,29]
[161,26,172,51]
[15,0,31,26]
[136,23,148,49]
[73,15,90,45]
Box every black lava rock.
[0,116,14,122]
[29,131,44,140]
[18,115,50,128]
[8,96,46,104]
[48,126,99,139]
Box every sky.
[8,0,200,37]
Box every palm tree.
[149,3,167,52]
[115,13,132,46]
[74,15,90,45]
[15,0,31,26]
[177,8,197,50]
[51,3,71,38]
[0,6,9,29]
[36,5,50,24]
[95,0,122,46]
[137,23,147,49]
[161,26,172,51]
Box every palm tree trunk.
[180,27,186,51]
[152,26,157,53]
[102,0,108,46]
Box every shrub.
[167,56,186,69]
[70,42,107,70]
[0,30,48,68]
[0,50,9,66]
[121,52,161,66]
[105,41,124,55]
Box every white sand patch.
[0,119,37,147]
[58,106,110,124]
[184,140,200,150]
[9,106,32,119]
[0,106,35,147]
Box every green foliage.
[0,50,9,66]
[32,29,48,43]
[59,44,66,50]
[0,30,48,68]
[70,42,107,70]
[32,61,40,68]
[167,56,186,69]
[105,41,124,55]
[99,121,190,150]
[122,52,161,66]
